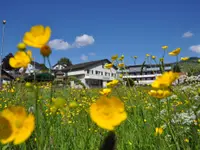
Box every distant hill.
[177,57,200,76]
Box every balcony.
[85,74,116,81]
[123,74,161,78]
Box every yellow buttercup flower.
[17,43,26,51]
[119,74,123,78]
[107,79,119,87]
[146,54,150,57]
[118,55,124,61]
[111,55,118,61]
[99,88,111,96]
[162,45,168,50]
[151,56,156,59]
[155,127,163,136]
[23,25,51,48]
[52,97,66,109]
[25,82,32,87]
[0,106,35,145]
[133,56,138,59]
[9,50,32,68]
[90,96,127,130]
[151,71,180,89]
[184,138,189,143]
[148,89,171,99]
[168,48,181,56]
[69,101,78,108]
[118,63,125,68]
[0,116,12,140]
[181,57,189,61]
[104,63,113,69]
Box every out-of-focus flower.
[107,80,119,87]
[146,54,150,57]
[119,74,123,78]
[148,89,171,99]
[69,101,78,108]
[168,48,181,56]
[23,25,51,48]
[9,50,32,68]
[104,63,113,69]
[162,45,168,50]
[25,82,32,87]
[184,138,189,143]
[133,56,137,59]
[152,56,156,59]
[40,45,52,57]
[151,71,180,89]
[17,43,26,51]
[118,63,125,68]
[118,55,124,61]
[155,127,163,136]
[90,96,127,130]
[52,97,66,109]
[111,55,118,61]
[0,106,35,145]
[181,57,189,61]
[99,88,111,96]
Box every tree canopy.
[57,57,72,66]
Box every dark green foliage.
[140,61,146,75]
[24,73,55,82]
[58,57,73,66]
[172,64,181,73]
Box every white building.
[122,63,172,85]
[53,59,118,88]
[22,61,48,75]
[52,63,68,70]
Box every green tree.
[58,57,72,66]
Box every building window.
[101,72,103,75]
[87,70,89,74]
[91,70,93,74]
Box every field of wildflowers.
[0,25,200,150]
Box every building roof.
[30,61,48,70]
[53,59,117,72]
[1,69,14,80]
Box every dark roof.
[30,61,48,70]
[1,69,14,80]
[53,63,67,68]
[53,59,117,72]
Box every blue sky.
[0,0,200,66]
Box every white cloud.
[190,45,200,53]
[73,34,95,48]
[80,54,88,61]
[49,34,95,50]
[49,39,71,50]
[88,52,96,56]
[182,31,193,38]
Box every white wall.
[67,70,85,76]
[66,61,118,88]
[85,64,118,80]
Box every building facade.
[53,59,118,88]
[122,63,172,85]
